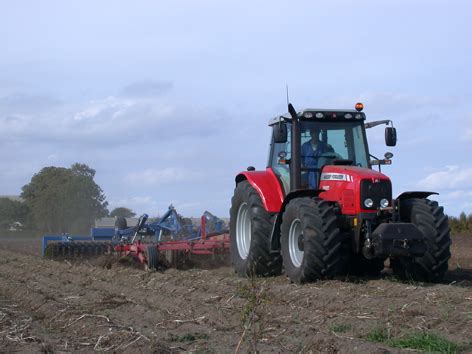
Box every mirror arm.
[365,120,392,129]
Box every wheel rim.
[288,218,304,267]
[236,202,251,259]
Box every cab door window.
[269,124,291,195]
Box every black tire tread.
[281,197,344,283]
[230,181,282,277]
[391,198,451,282]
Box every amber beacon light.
[355,102,364,112]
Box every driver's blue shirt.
[301,140,330,189]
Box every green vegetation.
[236,277,270,352]
[329,323,352,333]
[21,163,108,234]
[1,163,144,233]
[449,212,472,234]
[365,327,459,353]
[0,198,30,229]
[109,207,136,218]
[365,327,390,342]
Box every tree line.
[0,163,135,234]
[448,212,472,234]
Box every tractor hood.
[320,165,390,183]
[319,165,391,215]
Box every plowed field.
[0,233,471,352]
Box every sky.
[1,0,471,218]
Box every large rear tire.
[391,198,451,282]
[230,181,282,277]
[280,197,345,283]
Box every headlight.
[364,198,374,208]
[303,112,313,118]
[380,199,389,208]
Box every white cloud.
[124,167,199,185]
[72,95,173,121]
[73,96,132,121]
[0,91,228,148]
[417,166,472,189]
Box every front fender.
[269,189,323,251]
[235,168,284,213]
[396,191,438,201]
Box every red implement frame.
[113,214,230,265]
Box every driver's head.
[309,128,320,142]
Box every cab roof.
[268,108,366,126]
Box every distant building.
[95,217,139,228]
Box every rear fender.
[235,168,285,213]
[269,189,323,251]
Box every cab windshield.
[300,121,369,168]
[270,120,369,193]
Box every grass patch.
[365,327,389,342]
[365,328,459,353]
[329,323,352,333]
[392,332,459,352]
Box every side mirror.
[273,123,287,143]
[385,127,397,146]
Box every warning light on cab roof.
[355,102,364,112]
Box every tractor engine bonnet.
[318,165,392,215]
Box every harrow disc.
[44,242,111,259]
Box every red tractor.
[230,102,451,283]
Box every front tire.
[280,197,344,283]
[230,181,282,277]
[391,198,451,282]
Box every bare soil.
[0,233,471,353]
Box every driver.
[301,128,334,188]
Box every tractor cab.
[268,108,371,195]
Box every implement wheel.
[391,198,451,282]
[280,197,344,283]
[230,181,282,277]
[147,245,159,270]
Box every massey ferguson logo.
[321,173,353,182]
